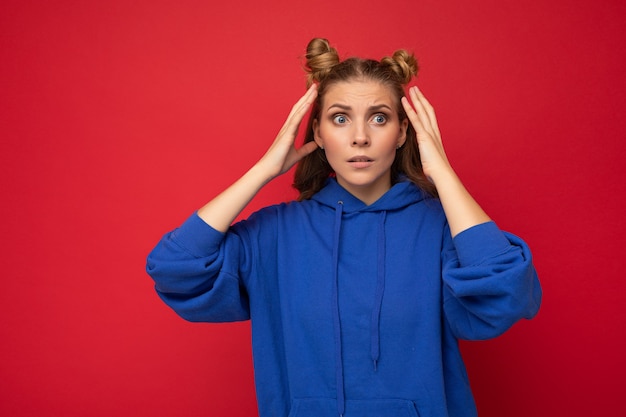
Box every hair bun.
[304,38,340,87]
[381,49,419,84]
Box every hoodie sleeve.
[145,212,252,323]
[441,221,542,340]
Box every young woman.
[147,38,542,417]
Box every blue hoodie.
[146,178,541,417]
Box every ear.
[398,118,409,147]
[313,119,324,149]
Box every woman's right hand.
[257,84,319,178]
[197,84,319,232]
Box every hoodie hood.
[311,177,428,416]
[311,177,427,213]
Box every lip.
[347,155,374,169]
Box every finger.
[277,84,318,142]
[285,84,318,126]
[401,95,427,136]
[271,85,317,155]
[402,92,443,156]
[281,138,319,174]
[412,87,440,138]
[296,140,319,158]
[407,87,435,136]
[410,87,441,139]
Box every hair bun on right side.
[304,38,341,87]
[381,50,419,85]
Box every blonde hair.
[294,38,437,200]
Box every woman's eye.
[333,114,347,124]
[372,114,387,124]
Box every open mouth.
[347,156,374,168]
[348,156,373,162]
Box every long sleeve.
[442,221,542,340]
[146,213,251,322]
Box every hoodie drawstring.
[370,211,387,371]
[331,202,388,416]
[331,201,346,417]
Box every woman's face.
[313,80,408,205]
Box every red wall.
[1,0,624,416]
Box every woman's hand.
[401,86,491,237]
[197,84,319,232]
[258,84,319,178]
[401,86,452,183]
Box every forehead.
[321,80,397,109]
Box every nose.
[352,122,370,146]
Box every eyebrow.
[326,103,393,112]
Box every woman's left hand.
[402,86,491,236]
[401,86,452,183]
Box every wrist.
[249,159,280,186]
[426,164,457,189]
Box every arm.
[401,87,490,237]
[198,84,319,232]
[147,214,253,322]
[146,85,319,321]
[402,88,541,337]
[441,222,542,339]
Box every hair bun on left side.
[304,38,340,88]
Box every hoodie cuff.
[452,221,511,266]
[171,212,225,258]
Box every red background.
[1,0,625,416]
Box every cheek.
[381,130,401,151]
[320,125,344,148]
